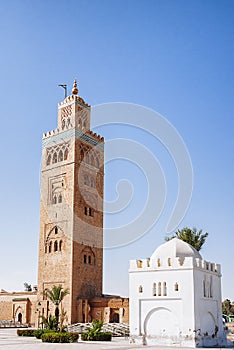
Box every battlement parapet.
[58,94,90,108]
[129,257,220,274]
[42,124,74,139]
[42,126,104,142]
[87,130,104,142]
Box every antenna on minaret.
[58,84,67,99]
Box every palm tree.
[40,314,58,330]
[165,227,208,251]
[43,285,69,327]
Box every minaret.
[37,80,104,324]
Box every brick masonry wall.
[38,95,104,325]
[0,301,12,320]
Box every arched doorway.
[144,307,180,344]
[111,313,119,323]
[17,313,22,324]
[110,309,120,323]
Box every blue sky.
[0,0,233,299]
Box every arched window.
[47,154,51,166]
[54,241,58,252]
[53,195,57,204]
[55,226,58,234]
[90,155,95,166]
[64,148,68,160]
[86,153,90,164]
[175,282,179,291]
[90,177,95,188]
[84,255,87,264]
[158,282,161,296]
[157,258,161,267]
[89,208,93,217]
[83,121,87,130]
[168,258,171,266]
[58,150,63,162]
[59,240,62,251]
[163,282,167,296]
[52,152,57,164]
[84,174,89,185]
[67,117,71,126]
[62,119,66,129]
[80,149,84,161]
[95,157,99,168]
[78,118,82,128]
[49,242,52,253]
[153,283,156,296]
[210,276,213,298]
[58,194,62,203]
[45,245,47,253]
[84,207,88,216]
[139,285,143,293]
[88,255,91,264]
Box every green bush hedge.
[81,332,112,341]
[41,331,79,343]
[33,329,52,339]
[17,329,35,337]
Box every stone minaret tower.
[37,80,104,324]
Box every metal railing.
[68,322,129,337]
[0,320,28,328]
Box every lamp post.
[37,302,41,329]
[58,84,67,99]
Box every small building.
[80,295,129,323]
[129,238,227,347]
[0,290,38,326]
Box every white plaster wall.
[129,266,196,345]
[193,268,225,347]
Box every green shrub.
[41,331,79,343]
[81,332,89,341]
[95,332,112,341]
[68,332,79,342]
[81,331,112,341]
[33,329,52,339]
[17,329,35,337]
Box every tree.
[40,314,58,330]
[24,282,32,291]
[222,299,234,316]
[43,285,69,329]
[165,227,208,251]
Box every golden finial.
[72,79,78,95]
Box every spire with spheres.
[72,79,78,95]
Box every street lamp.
[37,301,42,329]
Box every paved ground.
[0,328,233,350]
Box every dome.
[151,238,202,261]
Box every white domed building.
[129,238,226,347]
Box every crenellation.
[87,130,104,142]
[58,94,90,109]
[130,256,221,275]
